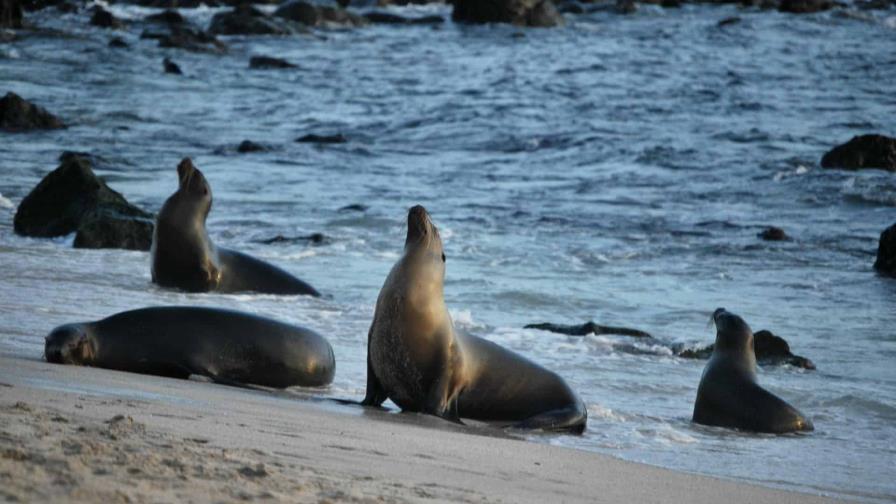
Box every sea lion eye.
[202,188,208,195]
[441,253,446,262]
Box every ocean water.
[2,3,895,501]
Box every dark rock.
[209,5,297,35]
[555,1,584,14]
[22,0,59,12]
[256,233,330,245]
[156,26,226,53]
[778,0,834,12]
[874,222,896,276]
[1,0,23,28]
[90,6,123,28]
[661,0,681,7]
[317,5,366,26]
[108,36,129,48]
[820,134,896,171]
[73,209,154,251]
[758,226,789,241]
[274,0,319,25]
[452,0,564,27]
[55,1,75,12]
[717,16,741,26]
[144,9,185,25]
[677,330,815,369]
[0,92,65,131]
[13,152,151,239]
[363,11,444,24]
[249,55,297,69]
[525,321,652,338]
[338,203,368,213]
[136,0,203,7]
[237,140,266,152]
[163,57,182,74]
[296,133,347,144]
[615,0,637,14]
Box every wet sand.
[0,355,848,503]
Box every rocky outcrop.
[529,320,815,369]
[273,1,365,27]
[778,0,834,12]
[821,134,896,171]
[13,153,153,249]
[1,92,64,131]
[676,330,815,369]
[363,11,444,24]
[90,6,123,28]
[209,5,298,35]
[163,57,182,74]
[237,139,266,152]
[1,0,23,28]
[452,0,564,27]
[874,223,896,276]
[73,209,154,250]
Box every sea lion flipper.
[361,321,388,407]
[511,405,588,434]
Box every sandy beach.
[0,355,848,504]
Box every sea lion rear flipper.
[511,404,588,434]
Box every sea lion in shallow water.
[44,306,335,388]
[151,158,319,295]
[361,205,587,433]
[692,308,813,433]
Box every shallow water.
[2,2,895,501]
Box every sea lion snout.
[406,205,436,244]
[176,158,210,196]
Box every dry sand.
[0,355,848,503]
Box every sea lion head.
[45,324,97,365]
[405,205,446,263]
[173,157,212,218]
[712,308,754,354]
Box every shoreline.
[0,355,848,503]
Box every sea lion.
[44,306,335,388]
[692,308,813,433]
[151,158,320,296]
[361,205,587,433]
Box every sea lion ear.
[441,253,446,263]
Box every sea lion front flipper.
[361,320,388,407]
[511,405,588,434]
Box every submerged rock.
[338,203,368,213]
[758,226,789,241]
[874,223,896,276]
[0,92,65,132]
[74,208,154,251]
[108,36,129,48]
[237,139,266,152]
[525,321,652,338]
[209,5,298,35]
[256,233,330,245]
[156,26,226,53]
[13,152,152,243]
[1,0,23,28]
[163,57,182,74]
[249,55,297,69]
[144,9,185,25]
[296,133,347,144]
[452,0,564,27]
[821,134,896,171]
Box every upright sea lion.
[692,308,813,433]
[362,205,587,433]
[44,306,335,388]
[151,158,320,295]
